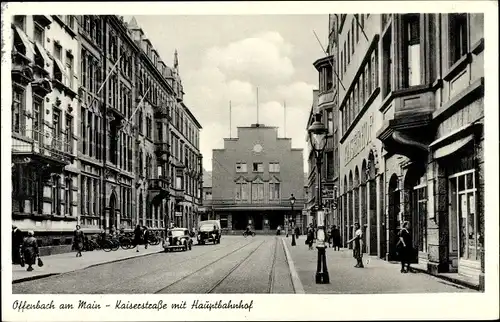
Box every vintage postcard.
[1,1,498,321]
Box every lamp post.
[289,194,296,246]
[308,112,330,284]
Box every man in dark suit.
[12,225,23,264]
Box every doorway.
[109,192,117,233]
[387,174,399,261]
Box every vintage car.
[163,228,193,252]
[197,220,221,245]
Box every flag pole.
[229,100,232,138]
[120,86,152,132]
[284,100,287,138]
[312,30,346,91]
[256,87,259,124]
[88,53,124,110]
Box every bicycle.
[119,233,134,250]
[147,233,161,246]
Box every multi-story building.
[375,13,484,288]
[336,14,386,256]
[127,17,203,232]
[11,15,80,254]
[212,124,305,234]
[77,15,139,234]
[327,13,484,288]
[11,14,203,253]
[200,169,214,221]
[307,14,341,230]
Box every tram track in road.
[90,242,235,292]
[207,237,278,294]
[154,239,263,294]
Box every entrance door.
[449,170,480,275]
[109,193,116,233]
[387,174,399,260]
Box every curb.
[12,250,163,284]
[281,238,305,294]
[410,266,481,291]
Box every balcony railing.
[12,128,73,160]
[148,177,170,191]
[172,187,184,200]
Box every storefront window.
[450,169,478,261]
[413,179,427,253]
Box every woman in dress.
[22,230,39,272]
[73,225,84,257]
[306,224,315,250]
[397,221,413,273]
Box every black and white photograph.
[2,1,498,321]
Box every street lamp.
[289,194,296,246]
[308,112,330,284]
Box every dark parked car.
[163,228,193,252]
[197,220,221,245]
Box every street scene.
[8,12,486,295]
[12,236,472,294]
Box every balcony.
[12,129,73,169]
[318,90,336,109]
[11,63,34,86]
[172,187,185,202]
[148,177,170,202]
[154,142,170,159]
[376,83,440,159]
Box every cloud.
[203,31,295,86]
[182,32,315,170]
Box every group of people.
[304,224,342,251]
[301,221,415,272]
[276,225,301,237]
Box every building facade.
[328,13,484,288]
[212,124,305,234]
[375,13,484,287]
[307,14,341,230]
[12,15,80,254]
[11,14,203,253]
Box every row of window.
[172,105,199,149]
[235,162,281,173]
[235,182,281,201]
[341,49,378,136]
[340,14,366,80]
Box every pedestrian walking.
[142,226,149,249]
[73,225,84,257]
[347,223,364,268]
[331,225,341,251]
[134,224,143,252]
[21,231,39,272]
[276,225,281,236]
[12,225,23,265]
[397,221,413,273]
[306,224,314,250]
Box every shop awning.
[13,25,35,58]
[433,134,474,159]
[34,42,52,69]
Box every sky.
[124,15,329,171]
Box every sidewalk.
[281,237,475,294]
[12,245,163,283]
